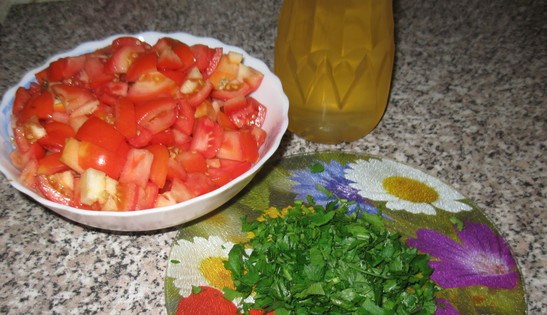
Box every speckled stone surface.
[0,0,544,314]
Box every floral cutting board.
[165,152,526,314]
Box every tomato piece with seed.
[190,117,224,158]
[135,97,177,134]
[127,71,176,102]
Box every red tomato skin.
[37,121,76,152]
[37,152,70,175]
[127,125,153,148]
[114,98,138,138]
[171,41,195,70]
[12,87,31,116]
[19,90,54,121]
[135,97,177,135]
[126,51,158,82]
[49,55,86,82]
[149,129,176,146]
[147,144,170,189]
[111,36,150,51]
[77,140,125,179]
[240,129,259,163]
[178,150,208,173]
[217,130,259,163]
[191,45,223,78]
[76,116,126,153]
[207,159,251,187]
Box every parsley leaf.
[224,198,439,314]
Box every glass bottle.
[275,0,395,144]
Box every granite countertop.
[0,0,544,314]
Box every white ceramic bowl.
[0,32,289,231]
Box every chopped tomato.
[47,55,86,83]
[107,44,146,74]
[83,56,115,86]
[12,86,31,116]
[208,55,239,89]
[172,41,195,69]
[190,117,224,158]
[36,173,79,207]
[135,182,159,210]
[19,90,54,121]
[127,71,176,102]
[166,155,188,182]
[37,152,70,175]
[223,96,267,128]
[134,97,177,134]
[157,44,185,70]
[191,45,223,78]
[51,84,98,113]
[211,64,264,100]
[119,148,154,187]
[60,137,125,179]
[126,51,158,82]
[116,181,139,211]
[114,98,138,138]
[149,129,176,146]
[194,99,217,120]
[183,79,214,107]
[9,36,270,211]
[37,121,76,152]
[178,150,208,173]
[217,129,259,163]
[207,159,251,187]
[146,144,169,189]
[127,125,153,148]
[167,178,194,203]
[249,125,267,146]
[173,102,195,135]
[75,116,126,152]
[111,36,150,51]
[185,172,216,196]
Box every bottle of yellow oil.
[275,0,395,144]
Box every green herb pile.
[224,198,439,315]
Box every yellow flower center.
[382,176,439,203]
[199,257,235,290]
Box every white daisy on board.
[345,158,472,215]
[167,235,236,297]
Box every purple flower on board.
[407,222,518,289]
[435,298,459,315]
[290,160,378,216]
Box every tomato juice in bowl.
[0,32,289,231]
